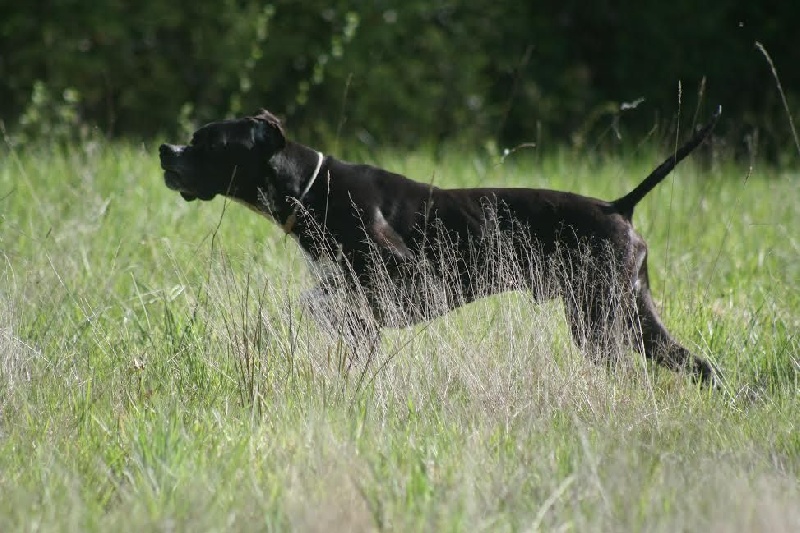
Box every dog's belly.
[366,250,560,328]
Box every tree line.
[1,0,798,156]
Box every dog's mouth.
[162,169,220,202]
[163,169,182,189]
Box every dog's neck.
[262,142,327,232]
[281,148,324,233]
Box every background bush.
[1,0,798,153]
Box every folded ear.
[251,109,286,153]
[369,208,413,261]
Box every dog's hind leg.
[631,254,719,385]
[558,245,632,368]
[563,279,630,369]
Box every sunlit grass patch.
[0,139,798,531]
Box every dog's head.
[159,109,286,201]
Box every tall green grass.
[1,139,798,531]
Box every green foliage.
[2,1,799,152]
[12,82,87,145]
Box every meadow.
[1,136,798,531]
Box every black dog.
[160,108,721,385]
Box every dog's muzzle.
[159,144,200,201]
[159,144,184,187]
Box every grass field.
[1,137,798,531]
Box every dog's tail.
[612,106,721,220]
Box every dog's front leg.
[300,278,382,363]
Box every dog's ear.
[251,110,286,153]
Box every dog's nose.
[159,143,183,157]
